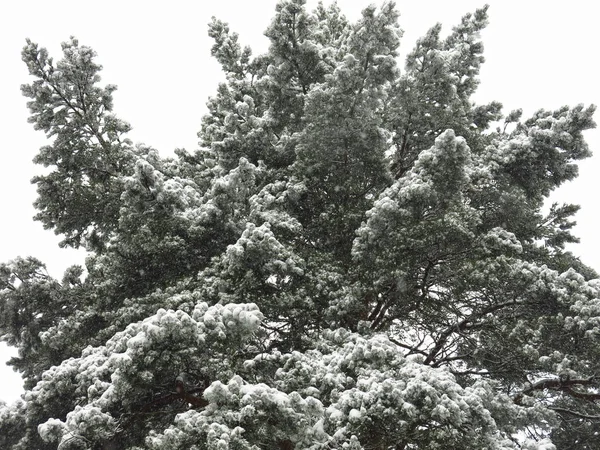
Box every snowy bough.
[1,1,599,448]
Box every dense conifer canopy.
[1,1,598,448]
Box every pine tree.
[1,1,598,449]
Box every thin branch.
[388,336,428,358]
[424,299,520,365]
[514,376,600,404]
[551,407,600,420]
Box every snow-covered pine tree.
[1,1,598,448]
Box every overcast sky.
[1,0,598,404]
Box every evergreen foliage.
[1,2,598,448]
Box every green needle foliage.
[1,1,598,449]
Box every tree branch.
[551,407,600,420]
[514,376,600,405]
[424,299,520,365]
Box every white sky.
[0,0,598,404]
